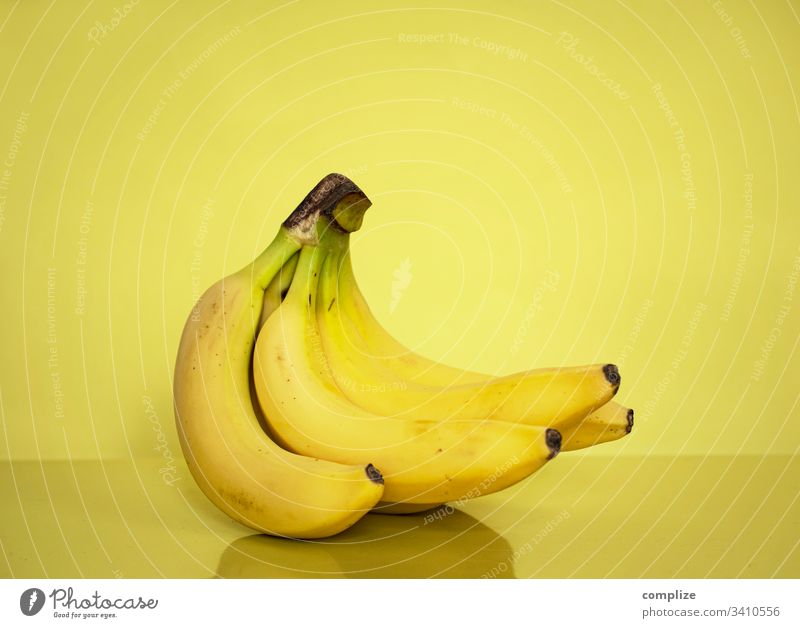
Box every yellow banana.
[560,401,634,451]
[259,251,299,329]
[328,241,635,454]
[174,176,385,538]
[316,235,619,430]
[371,401,633,515]
[253,223,561,505]
[335,239,488,387]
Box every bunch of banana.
[174,174,633,538]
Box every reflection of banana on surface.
[216,508,516,578]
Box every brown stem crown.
[282,173,371,243]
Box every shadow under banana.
[216,508,516,578]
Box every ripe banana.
[560,401,634,451]
[333,238,489,387]
[370,401,633,514]
[334,242,634,450]
[174,176,385,538]
[253,221,561,505]
[260,251,299,329]
[315,232,619,430]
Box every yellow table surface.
[2,454,797,579]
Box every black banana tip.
[626,409,634,434]
[545,428,562,459]
[603,364,621,391]
[365,463,384,485]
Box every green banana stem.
[247,228,303,290]
[259,252,300,329]
[248,173,370,289]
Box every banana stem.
[259,252,300,329]
[282,173,372,242]
[247,170,371,290]
[248,228,303,290]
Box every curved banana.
[174,177,385,538]
[253,225,561,505]
[329,241,634,454]
[560,401,634,451]
[335,240,488,387]
[370,401,633,515]
[316,235,619,430]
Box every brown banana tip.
[603,364,621,391]
[626,409,634,434]
[545,428,562,459]
[282,173,371,240]
[365,463,384,485]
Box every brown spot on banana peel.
[626,408,635,434]
[546,428,562,459]
[282,173,371,242]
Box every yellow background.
[0,0,798,577]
